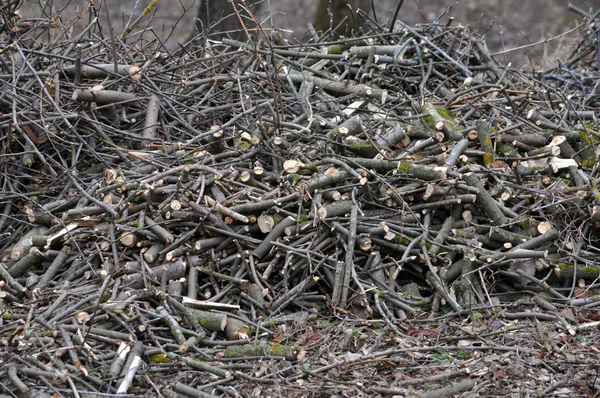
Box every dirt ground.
[17,0,600,66]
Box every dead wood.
[1,2,599,396]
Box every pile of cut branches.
[1,2,600,396]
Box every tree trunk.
[313,0,371,36]
[194,0,261,40]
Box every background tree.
[313,0,372,36]
[194,0,371,41]
[194,0,261,40]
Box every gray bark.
[194,0,261,40]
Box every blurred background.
[17,0,599,67]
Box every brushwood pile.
[1,3,600,397]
